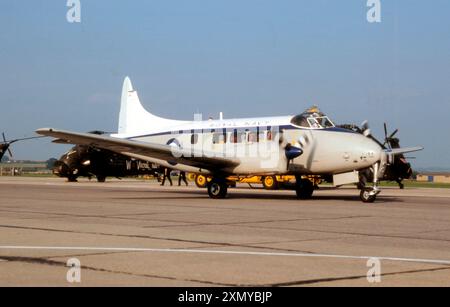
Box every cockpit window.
[290,106,335,129]
[314,116,334,128]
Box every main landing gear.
[295,176,314,200]
[207,178,228,199]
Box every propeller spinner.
[280,131,307,171]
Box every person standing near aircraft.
[178,171,188,186]
[161,168,173,186]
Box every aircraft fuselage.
[117,118,382,176]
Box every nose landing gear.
[359,161,384,203]
[360,188,379,203]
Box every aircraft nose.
[358,135,383,166]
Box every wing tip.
[35,128,54,135]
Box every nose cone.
[352,134,383,166]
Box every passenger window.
[230,130,246,143]
[248,132,257,143]
[230,131,237,143]
[258,131,267,142]
[212,132,226,144]
[191,134,198,145]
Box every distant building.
[0,162,49,176]
[416,172,450,184]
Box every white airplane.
[37,77,423,202]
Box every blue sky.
[0,0,449,169]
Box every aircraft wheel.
[207,179,228,199]
[295,178,314,199]
[360,189,377,203]
[67,176,78,182]
[97,175,106,183]
[195,175,208,188]
[262,176,279,190]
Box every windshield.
[291,106,335,129]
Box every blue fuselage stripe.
[127,125,355,140]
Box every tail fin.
[117,77,186,135]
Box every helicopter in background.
[0,133,44,162]
[52,131,163,182]
[337,123,413,189]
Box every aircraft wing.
[385,147,424,155]
[36,128,239,171]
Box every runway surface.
[0,177,449,286]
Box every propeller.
[2,132,13,157]
[361,120,372,137]
[359,121,386,149]
[360,122,403,166]
[383,123,399,149]
[1,133,46,160]
[280,130,306,171]
[285,143,303,170]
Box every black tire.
[67,175,78,182]
[195,175,208,188]
[96,175,106,183]
[360,189,377,203]
[295,178,314,199]
[207,178,228,199]
[262,176,279,190]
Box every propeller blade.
[360,120,371,137]
[2,132,6,143]
[7,146,12,158]
[382,123,399,149]
[382,123,390,148]
[388,129,399,139]
[298,135,309,148]
[361,120,369,131]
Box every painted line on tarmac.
[1,245,450,266]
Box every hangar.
[416,172,450,184]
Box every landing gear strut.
[359,162,382,203]
[207,178,228,199]
[396,179,405,190]
[295,176,314,199]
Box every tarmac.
[0,176,449,286]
